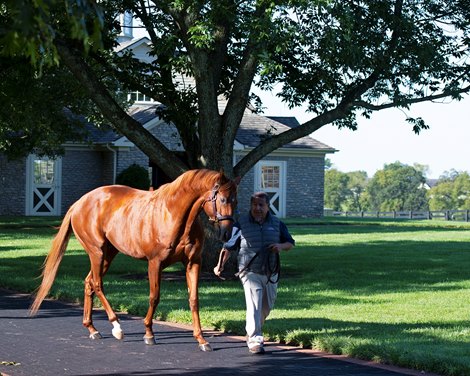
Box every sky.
[256,89,470,179]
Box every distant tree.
[363,162,428,211]
[324,169,368,211]
[345,171,368,211]
[324,169,350,211]
[438,169,461,182]
[324,158,333,170]
[428,171,470,210]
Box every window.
[260,165,280,189]
[120,11,133,37]
[128,91,155,103]
[33,159,55,185]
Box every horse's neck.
[182,196,206,239]
[161,188,208,241]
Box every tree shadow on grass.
[292,222,470,236]
[282,239,470,294]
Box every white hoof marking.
[112,321,124,340]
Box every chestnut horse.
[29,169,239,351]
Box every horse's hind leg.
[83,270,101,339]
[83,246,121,340]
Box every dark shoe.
[249,345,265,354]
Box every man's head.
[250,192,270,223]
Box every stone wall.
[0,155,26,216]
[61,148,115,213]
[234,154,325,218]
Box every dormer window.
[128,91,155,103]
[120,11,133,38]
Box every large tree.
[363,162,428,211]
[428,171,470,210]
[324,169,350,211]
[324,169,368,211]
[1,0,469,180]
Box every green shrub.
[116,163,150,190]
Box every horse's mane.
[153,169,234,201]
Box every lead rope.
[267,252,280,284]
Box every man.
[214,192,295,354]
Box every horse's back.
[69,185,156,256]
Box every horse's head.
[203,172,240,242]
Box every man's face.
[250,197,270,223]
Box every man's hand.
[213,264,224,276]
[214,248,230,279]
[269,244,282,253]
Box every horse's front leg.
[143,258,162,345]
[186,260,211,351]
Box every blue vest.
[237,213,281,275]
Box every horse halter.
[204,184,235,224]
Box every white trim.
[115,37,151,53]
[235,147,335,158]
[113,117,166,147]
[233,139,244,150]
[25,155,62,216]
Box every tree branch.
[55,39,187,179]
[354,85,470,110]
[234,107,345,177]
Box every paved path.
[0,289,437,376]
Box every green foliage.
[324,169,368,211]
[0,0,104,67]
[324,169,350,211]
[363,162,428,211]
[116,163,150,190]
[428,171,470,210]
[0,57,93,159]
[1,0,469,176]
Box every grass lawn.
[1,216,470,375]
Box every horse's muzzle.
[217,220,234,242]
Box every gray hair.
[250,191,270,205]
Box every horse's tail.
[29,207,74,316]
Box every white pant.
[240,272,278,347]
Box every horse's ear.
[234,176,241,186]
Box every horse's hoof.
[89,331,102,340]
[198,343,212,352]
[112,328,124,340]
[143,336,156,345]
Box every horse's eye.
[220,197,227,204]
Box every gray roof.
[238,111,334,151]
[128,104,163,125]
[85,104,334,152]
[267,116,300,128]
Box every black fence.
[323,209,470,222]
